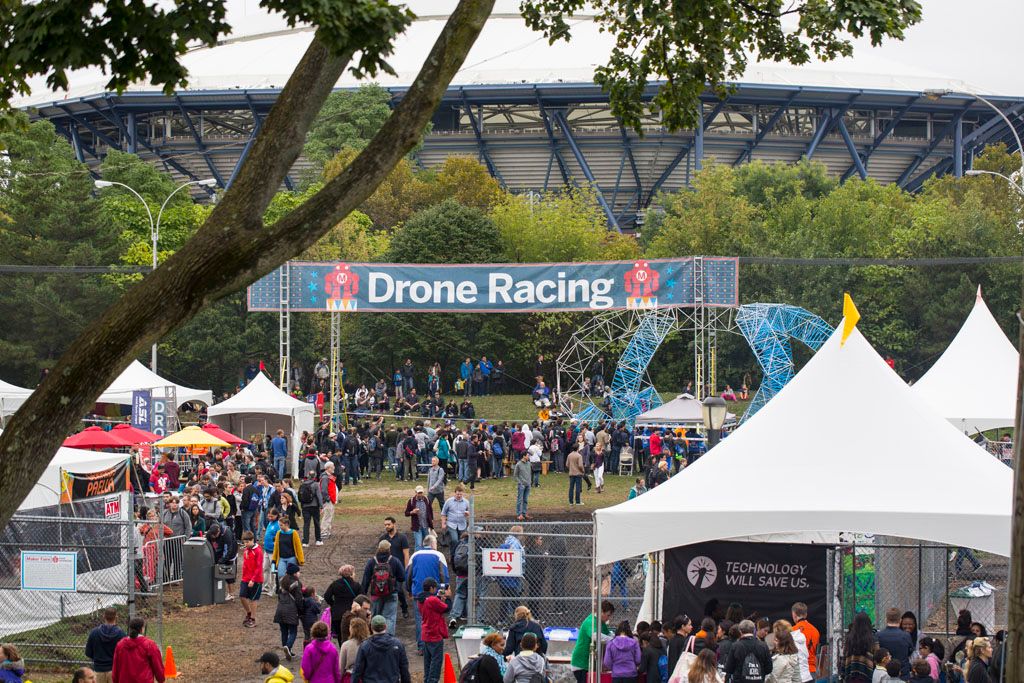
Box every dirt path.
[172,512,456,682]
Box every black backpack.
[453,541,469,574]
[298,481,316,506]
[458,656,484,683]
[737,649,764,682]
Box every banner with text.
[247,257,739,313]
[59,461,130,503]
[131,390,151,431]
[663,541,828,636]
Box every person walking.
[567,446,585,506]
[339,617,370,680]
[604,621,641,683]
[298,470,324,547]
[592,442,606,494]
[274,564,304,661]
[323,565,361,641]
[271,515,305,578]
[319,462,338,540]
[512,451,532,521]
[426,457,445,512]
[361,540,406,636]
[300,621,341,683]
[85,608,125,683]
[271,429,288,479]
[418,578,453,683]
[110,618,164,683]
[351,615,412,683]
[440,485,470,552]
[380,517,412,619]
[404,486,434,551]
[240,530,265,628]
[407,535,449,654]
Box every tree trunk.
[0,0,496,528]
[1007,311,1024,681]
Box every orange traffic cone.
[443,652,457,683]
[165,645,179,679]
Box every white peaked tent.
[911,289,1019,433]
[206,373,315,473]
[594,322,1013,566]
[97,360,213,408]
[0,378,32,417]
[19,446,129,511]
[634,394,737,428]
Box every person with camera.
[418,578,453,683]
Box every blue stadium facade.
[27,81,1024,228]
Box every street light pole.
[94,178,217,373]
[926,88,1024,681]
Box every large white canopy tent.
[97,360,213,408]
[634,394,737,429]
[18,446,129,512]
[0,378,32,420]
[206,373,315,474]
[595,320,1013,568]
[910,289,1018,433]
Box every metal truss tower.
[734,303,833,421]
[278,262,290,391]
[329,311,342,427]
[608,310,677,424]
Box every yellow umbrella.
[154,425,231,448]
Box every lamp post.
[701,395,728,450]
[925,88,1024,680]
[94,178,217,373]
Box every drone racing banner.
[247,257,739,313]
[662,541,828,636]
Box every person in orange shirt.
[791,601,820,682]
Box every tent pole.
[591,512,600,677]
[1007,311,1024,682]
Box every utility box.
[182,537,214,607]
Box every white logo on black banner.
[687,556,717,589]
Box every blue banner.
[247,257,738,313]
[131,390,151,431]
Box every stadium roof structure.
[21,3,1024,227]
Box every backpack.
[298,481,316,506]
[526,673,546,683]
[369,435,379,452]
[370,558,395,598]
[737,650,764,682]
[458,656,484,683]
[492,440,503,456]
[657,653,669,683]
[453,541,470,574]
[247,489,260,512]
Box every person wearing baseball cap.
[352,615,411,683]
[403,485,434,551]
[257,651,293,683]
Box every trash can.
[543,626,579,662]
[950,581,997,632]
[213,562,235,604]
[453,625,495,667]
[182,537,215,607]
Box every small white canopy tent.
[634,394,737,428]
[910,288,1018,433]
[18,446,129,512]
[97,360,213,408]
[206,373,315,474]
[0,378,32,419]
[595,321,1013,567]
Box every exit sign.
[482,547,523,577]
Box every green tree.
[387,198,502,263]
[0,120,119,383]
[0,0,924,534]
[302,84,394,169]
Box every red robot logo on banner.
[624,260,660,308]
[324,263,359,311]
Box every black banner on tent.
[663,541,828,636]
[60,461,130,503]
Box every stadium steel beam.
[903,157,954,193]
[619,125,643,212]
[841,97,917,182]
[56,105,122,149]
[228,97,264,187]
[732,91,800,166]
[176,96,225,187]
[536,92,570,186]
[644,100,727,205]
[954,118,963,177]
[805,98,855,160]
[897,106,970,188]
[835,118,868,180]
[960,103,1024,149]
[460,89,504,185]
[552,109,619,231]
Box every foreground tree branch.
[0,0,495,528]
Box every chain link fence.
[0,499,168,671]
[467,514,647,631]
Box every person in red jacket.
[111,618,165,683]
[240,530,265,628]
[417,578,452,683]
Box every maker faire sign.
[247,257,739,313]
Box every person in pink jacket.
[301,621,341,683]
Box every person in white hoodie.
[504,632,547,683]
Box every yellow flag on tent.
[841,293,860,347]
